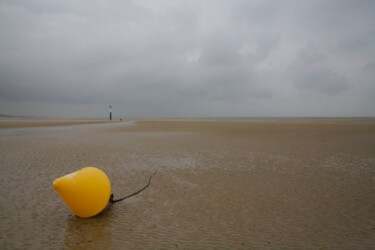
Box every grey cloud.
[0,0,374,117]
[293,68,349,96]
[290,47,350,96]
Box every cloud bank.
[1,0,374,117]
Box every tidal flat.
[1,119,374,249]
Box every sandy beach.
[0,119,374,249]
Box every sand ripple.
[1,120,374,249]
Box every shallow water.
[0,120,374,249]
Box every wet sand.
[0,119,374,249]
[0,118,114,128]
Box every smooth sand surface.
[0,119,374,249]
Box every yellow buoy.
[53,167,111,218]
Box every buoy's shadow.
[94,202,114,218]
[62,203,115,248]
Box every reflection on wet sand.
[0,119,374,248]
[63,206,114,249]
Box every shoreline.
[1,117,374,129]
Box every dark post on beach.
[109,105,112,120]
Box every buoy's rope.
[109,171,157,204]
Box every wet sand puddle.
[0,120,374,249]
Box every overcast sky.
[1,0,374,118]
